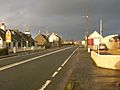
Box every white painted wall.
[48,33,59,43]
[0,37,3,48]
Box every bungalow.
[18,31,34,47]
[0,23,35,50]
[103,34,120,49]
[88,31,103,50]
[5,29,35,49]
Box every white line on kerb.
[38,47,79,90]
[0,47,72,72]
[52,71,58,77]
[61,47,78,67]
[57,67,62,71]
[39,80,51,90]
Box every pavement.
[65,48,120,90]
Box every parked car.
[98,43,108,50]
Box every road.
[0,46,78,90]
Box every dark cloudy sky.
[0,0,120,40]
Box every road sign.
[6,30,11,43]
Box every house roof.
[18,32,34,42]
[34,32,47,45]
[0,29,34,43]
[118,33,120,38]
[0,29,5,40]
[89,31,103,39]
[102,34,118,42]
[35,32,47,40]
[10,30,23,42]
[113,34,120,41]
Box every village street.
[0,46,120,90]
[0,46,78,90]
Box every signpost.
[6,30,11,49]
[94,38,100,54]
[6,30,11,43]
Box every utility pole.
[100,17,103,36]
[45,27,48,38]
[85,9,88,47]
[45,26,48,46]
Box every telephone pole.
[100,17,103,36]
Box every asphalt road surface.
[0,46,78,90]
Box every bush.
[0,47,8,55]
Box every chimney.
[0,23,6,31]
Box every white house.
[102,34,119,49]
[49,33,59,43]
[88,31,103,45]
[48,33,60,47]
[0,23,6,31]
[0,37,3,48]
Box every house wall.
[105,42,120,49]
[0,37,3,48]
[3,41,6,48]
[10,42,13,49]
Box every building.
[0,29,6,48]
[88,31,103,50]
[103,34,120,49]
[14,30,35,48]
[48,33,62,47]
[0,23,6,31]
[34,32,48,47]
[0,23,35,50]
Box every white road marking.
[0,47,72,72]
[52,71,58,77]
[61,59,68,67]
[0,54,25,61]
[57,67,62,71]
[39,80,51,90]
[61,47,78,67]
[0,47,67,61]
[0,52,38,61]
[38,47,79,90]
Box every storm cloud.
[0,0,120,40]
